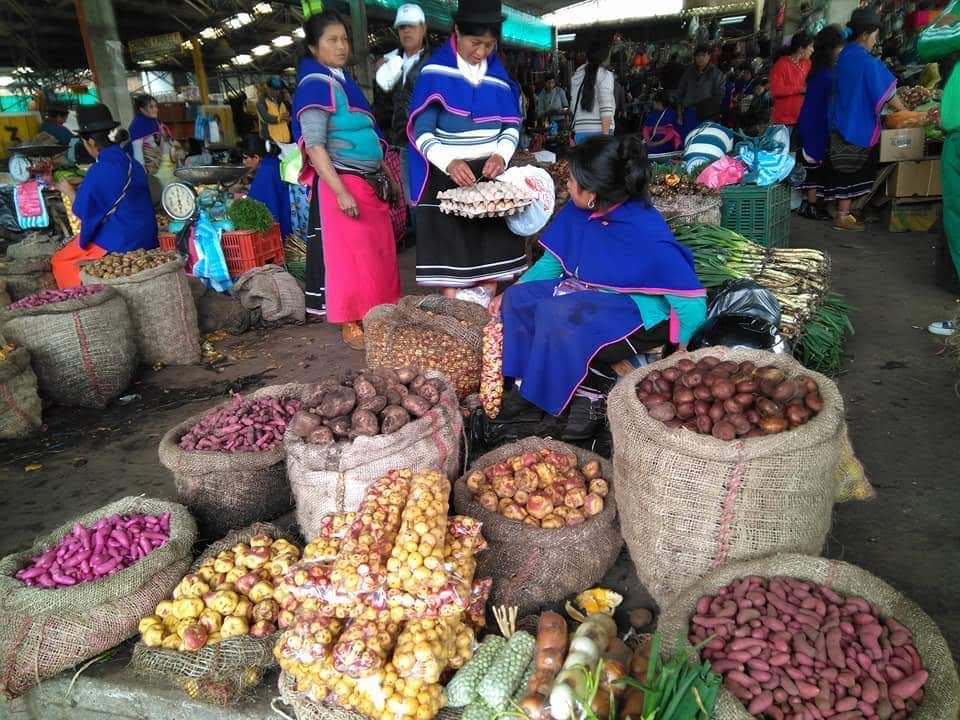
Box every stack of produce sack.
[0,285,137,408]
[159,386,304,537]
[131,524,301,704]
[0,256,55,301]
[284,368,462,540]
[364,296,490,399]
[0,339,42,438]
[658,554,960,720]
[0,497,196,698]
[607,348,872,608]
[80,249,201,366]
[453,438,621,612]
[277,468,491,720]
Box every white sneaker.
[927,320,955,337]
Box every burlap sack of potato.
[5,232,59,260]
[451,438,622,613]
[159,384,305,538]
[0,345,42,439]
[363,295,489,399]
[0,286,138,408]
[286,371,462,540]
[607,347,870,607]
[80,257,201,366]
[0,496,195,699]
[130,523,299,706]
[658,554,960,720]
[0,279,11,308]
[0,256,56,301]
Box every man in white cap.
[377,3,431,217]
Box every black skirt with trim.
[415,157,527,287]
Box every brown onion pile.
[636,356,823,440]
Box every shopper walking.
[770,32,814,129]
[293,10,402,347]
[828,7,908,231]
[407,0,526,301]
[570,41,617,144]
[796,25,845,219]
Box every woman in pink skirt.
[293,9,401,349]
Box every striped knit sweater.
[412,55,520,172]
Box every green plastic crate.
[720,182,791,247]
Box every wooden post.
[754,0,763,32]
[347,0,372,96]
[74,0,99,85]
[191,38,210,104]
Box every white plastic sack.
[498,165,556,237]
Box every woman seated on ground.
[489,135,707,439]
[53,104,158,289]
[241,134,292,238]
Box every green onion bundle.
[794,293,855,375]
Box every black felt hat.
[849,7,882,35]
[454,0,505,26]
[77,104,120,134]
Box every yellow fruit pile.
[139,533,300,651]
[275,468,489,720]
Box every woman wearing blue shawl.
[489,136,707,439]
[241,135,292,238]
[407,0,527,300]
[828,8,908,231]
[292,10,401,349]
[128,95,173,176]
[797,24,845,220]
[52,105,157,288]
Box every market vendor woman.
[490,135,707,436]
[407,0,527,299]
[53,105,158,288]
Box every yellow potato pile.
[84,248,177,279]
[138,533,300,651]
[275,469,489,720]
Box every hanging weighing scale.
[161,165,248,255]
[7,143,66,183]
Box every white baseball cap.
[394,3,426,27]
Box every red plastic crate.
[220,223,284,277]
[159,225,283,278]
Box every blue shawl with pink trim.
[406,37,521,203]
[292,58,386,184]
[540,200,706,298]
[829,43,896,148]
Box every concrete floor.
[0,215,957,715]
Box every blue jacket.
[73,144,158,252]
[247,155,291,238]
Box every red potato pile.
[15,513,170,588]
[8,285,106,310]
[178,395,302,452]
[288,367,445,445]
[466,449,609,528]
[690,576,928,720]
[636,356,824,440]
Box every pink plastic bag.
[696,156,747,189]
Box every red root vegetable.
[8,285,107,310]
[178,394,302,453]
[15,513,170,588]
[690,576,929,719]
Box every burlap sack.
[278,671,463,720]
[364,295,490,399]
[0,256,56,301]
[607,347,851,607]
[5,232,59,260]
[0,287,138,408]
[658,554,960,720]
[655,194,722,226]
[451,438,622,613]
[0,345,42,438]
[80,258,201,366]
[158,384,305,538]
[231,264,305,325]
[0,496,196,699]
[287,371,463,540]
[0,279,10,308]
[130,523,299,706]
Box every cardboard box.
[889,201,941,233]
[888,159,942,198]
[879,128,925,162]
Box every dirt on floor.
[1,220,958,659]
